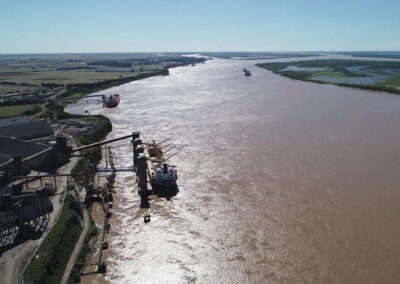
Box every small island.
[257,59,400,95]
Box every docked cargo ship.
[151,163,179,200]
[103,94,120,108]
[142,139,179,200]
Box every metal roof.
[0,119,54,140]
[0,154,10,165]
[0,136,51,160]
[0,116,31,127]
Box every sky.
[0,0,399,53]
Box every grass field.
[376,75,400,89]
[0,84,41,93]
[0,104,39,117]
[0,69,160,84]
[0,60,164,94]
[0,53,205,97]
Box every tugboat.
[102,94,120,108]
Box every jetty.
[71,132,179,274]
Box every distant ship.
[102,94,120,108]
[244,70,252,76]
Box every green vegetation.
[60,113,111,186]
[75,116,112,145]
[23,194,83,284]
[279,70,312,81]
[0,53,204,94]
[0,65,161,92]
[1,54,205,121]
[257,59,400,95]
[69,211,98,284]
[39,101,70,120]
[257,59,400,73]
[59,70,167,102]
[71,147,102,186]
[337,51,400,59]
[0,83,41,93]
[202,52,319,59]
[376,75,400,89]
[0,104,41,117]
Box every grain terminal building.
[0,117,67,252]
[0,116,68,173]
[0,117,53,140]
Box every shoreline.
[60,63,181,283]
[4,68,169,284]
[256,61,400,96]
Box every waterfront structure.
[0,135,70,174]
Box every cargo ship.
[151,163,179,200]
[102,94,120,108]
[143,139,179,200]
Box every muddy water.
[66,57,400,283]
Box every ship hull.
[103,94,120,108]
[151,181,179,199]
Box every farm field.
[0,104,39,116]
[0,59,163,94]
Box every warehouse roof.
[0,153,10,165]
[0,119,53,140]
[0,135,51,160]
[0,116,31,127]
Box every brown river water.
[66,56,400,283]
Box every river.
[66,56,400,283]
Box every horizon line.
[1,51,400,56]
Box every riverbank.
[256,59,400,95]
[1,57,206,284]
[1,53,207,118]
[54,63,187,283]
[63,57,400,283]
[58,70,169,104]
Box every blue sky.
[0,0,399,53]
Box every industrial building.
[0,118,54,140]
